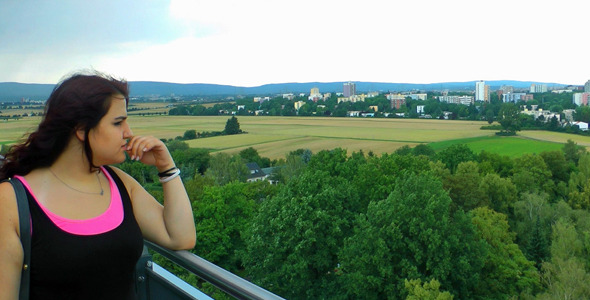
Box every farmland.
[3,114,590,159]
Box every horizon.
[0,78,582,88]
[1,79,583,101]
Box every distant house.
[246,162,268,182]
[571,121,589,131]
[262,166,280,185]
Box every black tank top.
[25,166,143,300]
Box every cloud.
[1,0,589,85]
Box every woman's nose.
[123,124,133,138]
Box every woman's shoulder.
[104,165,140,186]
[0,180,23,299]
[0,180,20,236]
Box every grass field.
[2,115,589,159]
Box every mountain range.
[0,80,568,102]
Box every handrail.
[144,241,285,300]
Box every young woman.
[0,72,196,299]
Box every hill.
[0,80,567,102]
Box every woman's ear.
[75,127,86,142]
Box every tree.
[562,139,586,165]
[223,116,242,135]
[548,115,559,130]
[193,182,257,271]
[512,192,553,255]
[526,215,549,270]
[395,145,413,155]
[498,103,521,134]
[478,173,518,215]
[566,154,590,209]
[540,150,570,184]
[486,109,494,124]
[238,147,271,168]
[435,144,476,173]
[404,279,454,300]
[478,150,513,178]
[574,105,590,123]
[242,170,355,299]
[539,219,590,299]
[275,151,308,183]
[354,153,431,213]
[338,172,485,299]
[470,207,540,298]
[182,129,197,140]
[171,148,210,177]
[204,153,249,185]
[192,180,278,271]
[443,161,485,211]
[412,144,435,157]
[511,153,553,195]
[166,139,190,152]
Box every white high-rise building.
[530,84,548,93]
[475,81,486,101]
[585,80,590,92]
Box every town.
[163,80,590,134]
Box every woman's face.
[88,95,132,166]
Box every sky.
[1,0,588,86]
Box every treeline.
[161,116,244,142]
[119,140,590,299]
[167,91,580,120]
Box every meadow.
[3,115,590,159]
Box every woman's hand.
[125,136,174,171]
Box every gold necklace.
[49,168,104,196]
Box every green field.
[2,115,589,159]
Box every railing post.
[135,245,153,300]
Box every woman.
[0,72,196,299]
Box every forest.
[118,139,590,299]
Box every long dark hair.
[0,71,129,179]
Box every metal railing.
[135,240,285,300]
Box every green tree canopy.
[193,182,259,271]
[539,219,590,299]
[470,207,540,298]
[511,153,554,195]
[238,147,271,168]
[171,148,210,177]
[182,129,197,140]
[444,161,485,211]
[223,116,242,135]
[435,144,476,173]
[562,139,587,165]
[412,144,436,157]
[498,103,521,134]
[338,172,485,299]
[242,170,356,299]
[478,173,518,215]
[204,153,249,185]
[405,279,454,300]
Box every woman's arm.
[118,136,196,250]
[0,182,24,299]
